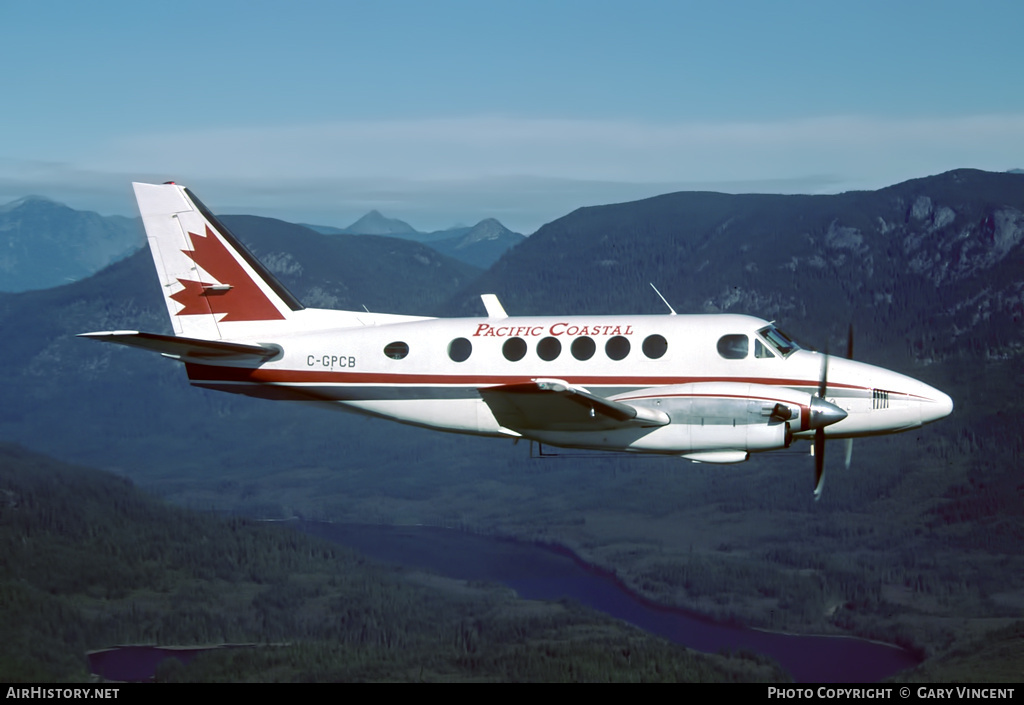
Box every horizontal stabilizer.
[480,378,669,432]
[78,331,280,363]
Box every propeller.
[811,325,855,500]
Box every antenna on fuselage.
[649,283,677,315]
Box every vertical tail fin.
[133,182,303,339]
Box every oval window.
[571,336,596,361]
[384,341,409,360]
[503,337,527,362]
[642,334,668,359]
[605,335,631,361]
[537,336,562,361]
[448,337,472,362]
[717,334,748,360]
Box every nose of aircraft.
[921,386,954,424]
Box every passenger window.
[537,336,561,361]
[606,335,630,361]
[571,336,595,361]
[384,341,409,360]
[717,334,748,360]
[448,337,472,362]
[642,334,668,359]
[503,337,527,362]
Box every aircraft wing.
[78,331,280,363]
[479,378,669,432]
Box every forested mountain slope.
[0,443,780,682]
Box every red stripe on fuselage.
[183,363,870,393]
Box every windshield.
[758,325,800,357]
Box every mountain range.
[0,200,524,293]
[447,168,1024,364]
[0,196,142,292]
[306,210,526,269]
[218,214,480,313]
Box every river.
[297,521,919,683]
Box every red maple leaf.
[170,226,285,321]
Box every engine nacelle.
[612,381,829,434]
[520,382,837,456]
[607,381,810,454]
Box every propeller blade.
[814,428,826,500]
[844,437,853,470]
[818,350,829,399]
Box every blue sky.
[2,0,1022,233]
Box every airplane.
[80,182,954,498]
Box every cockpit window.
[757,325,799,357]
[717,334,748,360]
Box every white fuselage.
[188,310,953,452]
